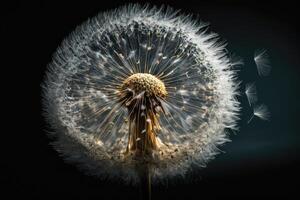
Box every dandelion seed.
[96,140,103,146]
[185,72,190,78]
[177,89,189,96]
[254,49,271,76]
[128,50,136,59]
[245,82,257,106]
[173,58,180,64]
[248,104,270,123]
[254,104,270,120]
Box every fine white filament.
[254,49,271,76]
[248,104,270,124]
[245,82,257,106]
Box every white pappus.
[254,49,271,76]
[42,4,241,183]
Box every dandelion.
[248,104,270,123]
[245,82,257,106]
[254,49,271,76]
[42,4,240,184]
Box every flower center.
[122,73,167,98]
[119,73,167,160]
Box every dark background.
[2,0,299,199]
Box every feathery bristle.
[254,49,271,76]
[254,104,270,120]
[248,104,270,123]
[245,82,257,106]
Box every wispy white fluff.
[245,82,257,106]
[248,104,270,123]
[254,49,271,76]
[42,4,241,183]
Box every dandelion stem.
[148,167,151,200]
[138,164,152,200]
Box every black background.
[2,0,300,199]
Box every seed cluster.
[122,73,167,98]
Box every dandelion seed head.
[42,4,241,183]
